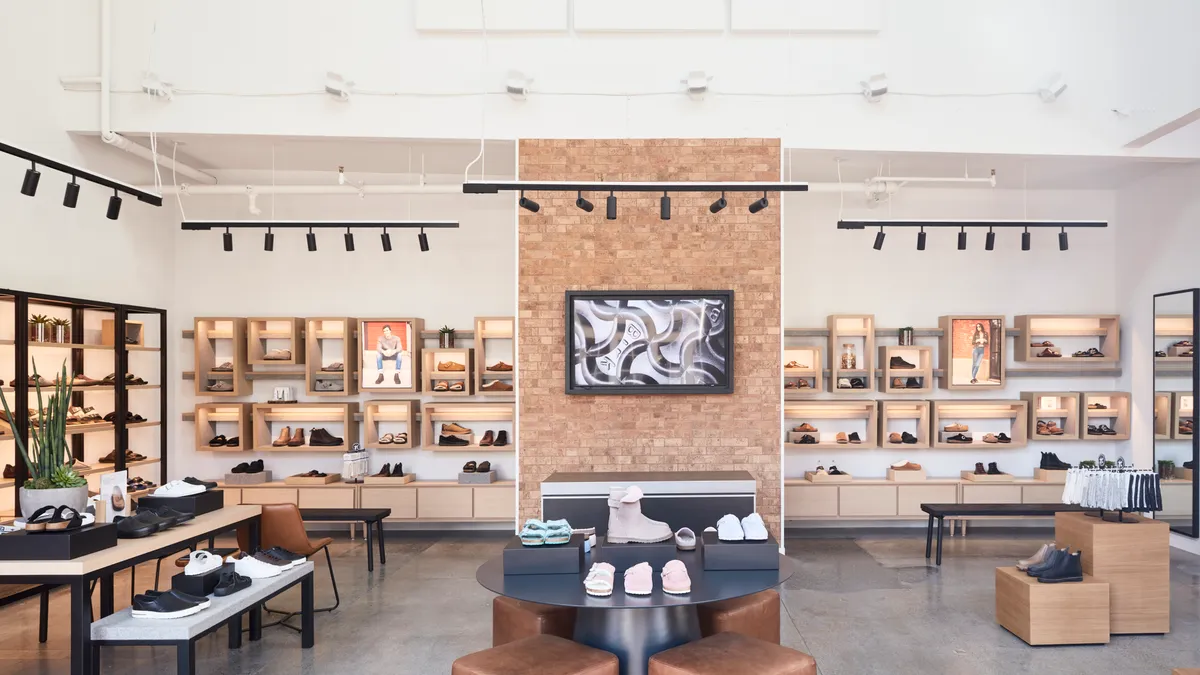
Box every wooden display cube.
[475,316,515,396]
[1034,468,1068,483]
[194,318,250,397]
[828,315,875,395]
[1022,392,1082,441]
[886,467,927,482]
[363,400,417,449]
[102,319,143,347]
[248,318,304,365]
[305,317,358,396]
[284,473,342,485]
[423,348,475,396]
[1055,511,1170,634]
[783,345,823,397]
[1014,315,1120,363]
[1081,392,1131,441]
[879,400,931,449]
[961,471,1014,482]
[194,403,252,452]
[803,471,852,483]
[880,345,933,394]
[995,566,1110,645]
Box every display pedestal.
[995,566,1110,645]
[1054,511,1170,634]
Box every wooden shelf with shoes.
[192,403,253,452]
[474,316,515,397]
[101,319,145,348]
[1173,392,1194,441]
[880,345,933,394]
[421,401,514,451]
[364,400,418,449]
[423,348,475,397]
[829,315,875,395]
[783,344,823,398]
[1080,392,1131,441]
[1155,392,1176,441]
[784,400,877,449]
[931,400,1029,449]
[879,400,931,449]
[1021,392,1082,441]
[251,402,358,452]
[248,318,305,366]
[305,317,358,397]
[1014,315,1120,364]
[194,318,250,396]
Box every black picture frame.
[1153,288,1199,538]
[564,290,734,396]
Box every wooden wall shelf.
[364,400,418,449]
[305,317,357,397]
[474,316,515,397]
[422,348,475,397]
[251,402,358,452]
[881,345,933,394]
[784,345,823,397]
[1155,392,1176,441]
[194,318,250,397]
[879,400,931,448]
[784,400,877,448]
[1173,392,1194,440]
[421,401,514,450]
[193,403,253,452]
[1080,392,1131,441]
[1021,392,1082,441]
[829,315,875,394]
[248,318,305,366]
[931,400,1028,448]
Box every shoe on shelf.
[891,377,906,389]
[477,461,492,473]
[607,486,673,544]
[889,356,917,369]
[224,436,240,448]
[740,513,769,541]
[449,381,465,392]
[798,434,817,444]
[390,462,405,477]
[888,432,902,444]
[996,433,1012,444]
[661,560,692,595]
[1037,549,1084,583]
[2,464,12,479]
[373,463,391,477]
[850,378,866,389]
[716,514,745,542]
[287,428,306,447]
[1037,348,1062,358]
[131,592,206,620]
[674,527,696,551]
[794,423,818,433]
[974,462,986,475]
[891,460,922,471]
[248,459,264,474]
[184,551,223,576]
[835,432,848,445]
[439,435,470,446]
[481,380,513,392]
[309,428,344,446]
[847,432,862,444]
[944,423,969,432]
[255,550,304,570]
[263,348,292,361]
[1017,543,1055,571]
[624,562,653,596]
[154,480,206,498]
[1184,459,1196,470]
[987,462,1003,475]
[1026,548,1067,577]
[114,514,156,538]
[315,379,344,392]
[947,433,972,444]
[214,569,253,597]
[443,422,471,434]
[901,432,919,444]
[207,381,234,392]
[1039,452,1071,470]
[272,426,292,447]
[584,562,615,597]
[183,477,217,490]
[1097,425,1118,436]
[228,553,282,579]
[151,506,194,527]
[437,361,466,372]
[208,434,227,447]
[487,362,514,372]
[479,430,495,446]
[828,465,845,475]
[321,362,344,372]
[836,377,852,389]
[211,362,234,372]
[983,433,999,444]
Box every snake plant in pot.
[0,361,88,517]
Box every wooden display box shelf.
[784,400,878,447]
[961,471,1014,482]
[880,345,933,394]
[879,400,931,449]
[102,319,143,347]
[358,480,517,522]
[1021,392,1082,441]
[1034,468,1068,483]
[194,318,249,397]
[56,420,161,437]
[423,348,475,396]
[248,318,305,366]
[931,400,1028,449]
[363,400,418,449]
[1155,392,1176,440]
[829,315,875,394]
[1080,392,1131,441]
[363,474,415,485]
[284,473,342,485]
[475,317,515,396]
[305,317,358,397]
[193,403,252,452]
[887,468,927,482]
[1014,315,1120,363]
[783,344,823,397]
[995,566,1110,645]
[421,401,514,451]
[1173,393,1194,440]
[804,471,852,483]
[251,402,358,451]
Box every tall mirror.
[1154,289,1199,537]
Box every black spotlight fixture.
[873,227,885,251]
[381,228,392,252]
[106,189,122,220]
[985,227,996,251]
[344,227,355,252]
[1059,227,1069,251]
[222,227,233,252]
[709,192,727,214]
[957,227,967,250]
[418,227,430,252]
[264,228,274,251]
[916,227,927,251]
[660,191,671,221]
[1022,227,1031,251]
[748,192,768,214]
[20,161,40,197]
[62,177,79,208]
[518,191,540,213]
[306,228,317,252]
[575,191,594,212]
[606,191,617,220]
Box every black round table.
[477,547,793,675]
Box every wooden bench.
[921,503,1098,565]
[299,508,390,572]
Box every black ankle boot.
[987,461,1002,475]
[1038,549,1083,583]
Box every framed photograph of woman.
[939,315,1006,390]
[359,318,424,392]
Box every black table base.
[575,605,700,675]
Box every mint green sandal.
[520,519,547,546]
[544,519,572,545]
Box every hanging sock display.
[1061,467,1162,512]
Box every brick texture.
[517,138,782,537]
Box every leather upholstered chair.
[696,588,780,644]
[648,632,816,675]
[453,635,618,675]
[237,503,339,627]
[492,597,577,646]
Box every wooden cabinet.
[1160,483,1192,516]
[839,485,897,517]
[298,487,355,509]
[473,486,515,520]
[360,487,418,519]
[240,487,298,505]
[417,486,473,519]
[221,488,241,507]
[897,485,957,516]
[784,485,838,518]
[962,484,1021,504]
[1022,484,1066,504]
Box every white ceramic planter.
[19,485,88,519]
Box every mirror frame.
[1154,288,1200,538]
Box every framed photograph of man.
[360,318,425,392]
[939,315,1006,390]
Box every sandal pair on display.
[24,505,88,533]
[519,518,572,546]
[462,460,491,473]
[377,432,408,445]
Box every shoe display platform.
[700,531,779,571]
[995,566,1110,645]
[502,534,586,575]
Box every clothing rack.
[1062,465,1161,524]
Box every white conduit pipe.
[143,181,990,196]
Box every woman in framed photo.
[970,322,988,384]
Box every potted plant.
[438,324,456,349]
[1158,459,1176,481]
[0,361,88,517]
[898,326,914,346]
[50,317,70,344]
[28,314,49,343]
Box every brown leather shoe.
[888,432,902,444]
[487,362,514,372]
[1037,348,1062,358]
[891,460,922,471]
[974,462,986,474]
[442,422,470,434]
[287,427,305,447]
[437,361,466,372]
[943,423,969,432]
[272,426,291,447]
[481,380,513,392]
[479,430,494,446]
[2,464,12,479]
[794,423,818,433]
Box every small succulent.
[28,314,49,325]
[439,325,455,334]
[50,317,70,328]
[1079,460,1097,469]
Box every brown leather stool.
[237,504,338,630]
[696,588,780,644]
[453,635,618,675]
[649,632,816,675]
[492,596,577,646]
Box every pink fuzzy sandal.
[661,559,691,595]
[623,562,653,596]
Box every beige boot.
[606,486,672,544]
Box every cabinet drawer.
[784,485,838,518]
[298,488,356,509]
[221,488,242,506]
[360,488,417,519]
[839,486,897,517]
[417,487,473,519]
[1161,483,1192,516]
[240,488,298,505]
[962,484,1021,504]
[898,485,958,516]
[473,487,515,520]
[1022,485,1065,504]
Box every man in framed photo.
[375,324,407,385]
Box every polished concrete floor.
[2,528,1199,674]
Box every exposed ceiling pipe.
[97,0,216,185]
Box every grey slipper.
[207,381,233,392]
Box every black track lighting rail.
[837,220,1107,229]
[1,140,163,206]
[180,220,459,230]
[464,180,809,193]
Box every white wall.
[783,188,1124,481]
[1115,162,1200,552]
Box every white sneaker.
[228,554,282,579]
[740,513,769,541]
[153,480,206,497]
[184,550,223,576]
[716,514,744,541]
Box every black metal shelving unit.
[1,287,167,518]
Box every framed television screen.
[565,290,734,395]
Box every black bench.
[299,508,391,572]
[921,503,1098,565]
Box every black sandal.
[477,461,491,473]
[33,506,83,533]
[463,461,477,473]
[208,435,228,447]
[23,505,56,532]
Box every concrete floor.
[2,528,1199,674]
